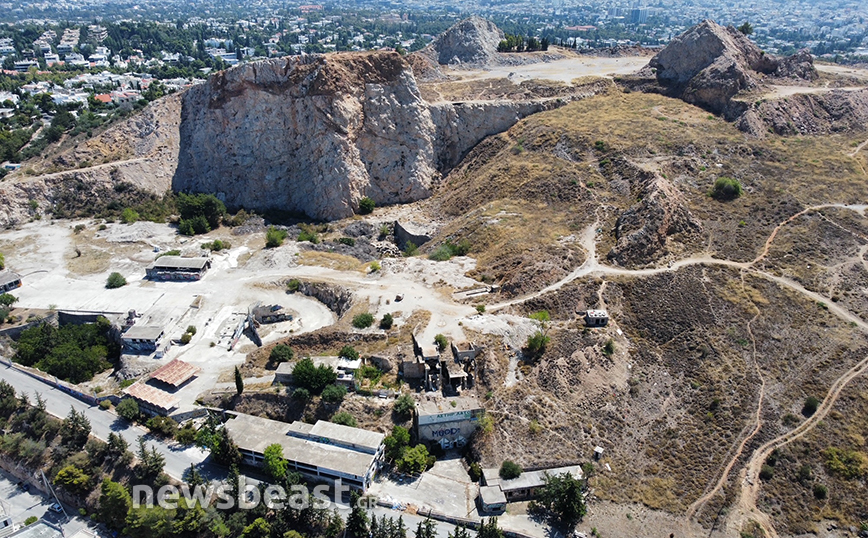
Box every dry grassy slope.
[427,89,868,298]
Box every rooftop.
[124,382,180,412]
[149,358,199,387]
[482,465,584,491]
[149,256,210,270]
[0,270,21,288]
[223,413,382,479]
[8,520,63,538]
[122,324,164,341]
[479,485,507,506]
[416,395,483,417]
[307,420,385,452]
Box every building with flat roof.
[7,519,63,538]
[146,256,211,281]
[122,324,164,353]
[584,310,609,327]
[223,412,385,491]
[123,382,180,416]
[481,465,584,503]
[478,485,507,513]
[0,271,21,293]
[414,395,484,450]
[275,356,359,387]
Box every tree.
[177,192,226,231]
[526,331,550,358]
[394,394,415,418]
[0,293,17,307]
[397,444,431,474]
[802,396,820,417]
[292,358,337,394]
[263,443,288,481]
[99,478,132,530]
[60,406,91,449]
[347,492,369,538]
[242,518,271,538]
[106,272,127,289]
[266,226,288,248]
[332,411,357,427]
[380,313,394,330]
[212,427,242,466]
[434,334,448,352]
[384,425,411,461]
[234,366,244,396]
[321,384,347,404]
[536,472,587,528]
[352,313,374,329]
[711,176,743,200]
[499,460,522,479]
[55,465,91,493]
[135,436,166,479]
[270,344,294,364]
[0,252,4,270]
[116,398,140,421]
[415,518,437,538]
[450,525,472,538]
[121,207,139,224]
[477,518,503,538]
[339,345,359,360]
[292,387,310,401]
[106,432,130,460]
[359,197,375,214]
[738,22,754,35]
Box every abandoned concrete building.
[478,465,584,512]
[251,303,293,324]
[145,256,211,281]
[0,271,21,293]
[275,356,360,387]
[415,395,484,450]
[123,382,180,416]
[121,324,164,353]
[584,310,609,327]
[223,412,385,491]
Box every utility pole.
[40,470,69,522]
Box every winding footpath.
[487,203,868,537]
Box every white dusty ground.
[450,56,651,84]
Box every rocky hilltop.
[174,52,572,220]
[420,16,503,66]
[641,20,816,114]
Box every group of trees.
[291,357,338,394]
[382,425,433,475]
[496,34,550,53]
[176,192,227,235]
[14,317,119,383]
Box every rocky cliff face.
[646,20,816,114]
[173,53,437,221]
[735,88,868,136]
[421,16,504,66]
[173,52,569,221]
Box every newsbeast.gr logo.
[132,476,365,510]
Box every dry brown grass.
[297,251,366,272]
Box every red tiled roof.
[149,359,199,387]
[124,383,180,413]
[94,94,111,103]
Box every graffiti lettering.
[431,428,460,437]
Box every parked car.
[48,503,63,513]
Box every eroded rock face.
[736,88,868,136]
[648,20,815,114]
[423,16,504,66]
[173,53,438,221]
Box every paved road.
[0,361,221,482]
[0,467,95,536]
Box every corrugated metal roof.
[124,382,180,413]
[149,358,199,387]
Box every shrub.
[429,239,471,261]
[177,192,226,231]
[99,400,111,410]
[186,325,197,335]
[146,416,178,437]
[403,242,418,257]
[394,394,415,417]
[379,224,392,239]
[292,388,310,401]
[476,304,486,314]
[332,411,357,427]
[292,358,337,394]
[759,464,775,481]
[499,460,522,479]
[339,346,360,360]
[711,176,743,200]
[358,197,375,214]
[180,332,192,345]
[266,226,288,248]
[352,313,374,329]
[802,396,820,417]
[526,331,550,357]
[603,339,615,357]
[121,207,139,224]
[116,398,140,421]
[287,279,302,292]
[270,344,294,363]
[105,272,127,289]
[813,483,828,499]
[178,215,211,236]
[337,237,356,247]
[0,293,17,307]
[297,224,320,244]
[469,462,482,482]
[202,239,230,251]
[380,313,394,330]
[0,252,4,270]
[434,334,448,352]
[397,444,431,474]
[321,384,347,404]
[24,516,37,526]
[824,447,868,479]
[369,260,381,272]
[429,245,453,261]
[175,423,196,445]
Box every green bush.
[287,279,302,292]
[116,398,140,421]
[476,304,486,314]
[292,387,310,401]
[813,483,828,499]
[180,332,192,345]
[358,197,375,214]
[24,516,37,526]
[270,344,294,363]
[292,358,337,394]
[802,396,820,417]
[0,293,17,307]
[321,384,347,404]
[394,394,415,417]
[266,226,288,248]
[428,239,471,261]
[526,331,550,357]
[146,416,178,437]
[352,313,374,329]
[177,193,226,231]
[759,464,775,481]
[332,411,357,427]
[339,345,360,360]
[105,272,127,289]
[380,313,394,330]
[99,400,111,410]
[178,215,211,236]
[397,444,431,474]
[175,423,196,445]
[434,334,448,352]
[603,339,615,357]
[824,447,868,479]
[297,223,320,244]
[121,207,139,224]
[337,237,356,247]
[202,239,230,251]
[186,325,197,335]
[403,241,418,257]
[499,460,523,479]
[711,176,743,200]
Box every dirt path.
[848,137,868,158]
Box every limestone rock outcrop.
[420,16,504,66]
[646,20,816,114]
